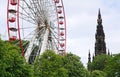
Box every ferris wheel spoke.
[50,28,58,38]
[34,1,49,24]
[19,12,36,24]
[19,1,38,24]
[20,0,46,24]
[52,38,59,51]
[50,30,58,40]
[19,5,35,19]
[20,0,56,25]
[21,0,36,14]
[22,0,47,24]
[50,32,59,51]
[30,1,46,23]
[50,34,59,51]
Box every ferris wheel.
[7,0,66,63]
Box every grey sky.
[64,0,120,66]
[0,0,120,66]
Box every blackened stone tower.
[95,9,106,56]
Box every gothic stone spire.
[88,50,91,63]
[95,9,106,56]
[87,50,92,71]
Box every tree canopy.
[34,50,89,77]
[0,40,34,77]
[34,50,68,77]
[3,39,120,77]
[63,53,89,77]
[104,54,120,77]
[89,53,120,77]
[91,54,111,71]
[91,70,107,77]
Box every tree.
[63,53,89,77]
[34,50,68,77]
[104,54,120,77]
[0,40,34,77]
[91,54,111,71]
[91,70,107,77]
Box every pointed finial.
[88,50,91,62]
[89,50,91,56]
[98,8,101,18]
[97,8,102,24]
[108,49,110,55]
[92,54,95,61]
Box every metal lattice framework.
[7,0,66,63]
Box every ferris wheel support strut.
[40,28,50,55]
[25,35,36,62]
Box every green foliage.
[0,40,34,77]
[90,53,120,77]
[34,51,89,77]
[63,53,88,77]
[91,70,107,77]
[91,54,111,71]
[10,40,30,52]
[34,50,68,77]
[104,54,120,77]
[87,62,92,72]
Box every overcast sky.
[0,0,120,66]
[64,0,120,66]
